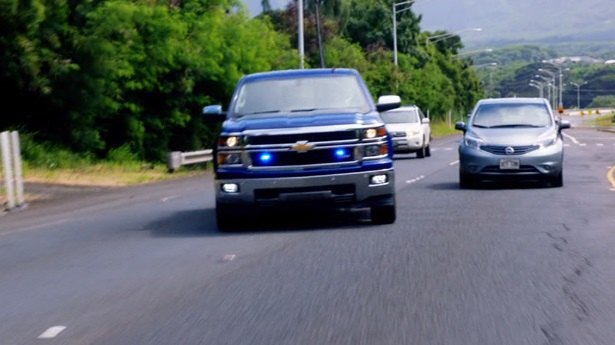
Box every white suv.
[380,105,432,158]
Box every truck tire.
[371,204,396,224]
[216,205,239,232]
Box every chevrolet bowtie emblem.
[292,140,314,153]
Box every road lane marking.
[222,254,236,262]
[597,143,604,147]
[1,219,69,236]
[443,147,453,151]
[563,132,580,145]
[160,195,180,202]
[608,166,615,191]
[405,175,425,184]
[449,160,459,166]
[38,326,66,339]
[579,143,587,147]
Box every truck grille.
[247,130,359,145]
[250,148,355,167]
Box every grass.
[15,134,206,187]
[431,120,460,137]
[585,111,615,128]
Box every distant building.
[544,57,604,65]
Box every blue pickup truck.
[203,68,400,230]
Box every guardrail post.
[167,151,182,173]
[1,131,16,210]
[11,131,25,207]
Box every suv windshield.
[232,75,370,116]
[380,109,419,124]
[472,103,552,128]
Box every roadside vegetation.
[1,0,481,178]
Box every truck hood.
[222,111,382,133]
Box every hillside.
[413,0,615,47]
[244,0,615,49]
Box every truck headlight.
[363,126,387,139]
[218,153,242,165]
[219,135,242,148]
[364,143,388,157]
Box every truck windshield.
[232,75,371,116]
[380,110,419,124]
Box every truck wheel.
[216,205,238,232]
[371,205,396,224]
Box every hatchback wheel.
[459,171,476,189]
[549,172,563,188]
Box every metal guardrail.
[167,149,213,172]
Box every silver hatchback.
[455,98,570,188]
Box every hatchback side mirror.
[455,121,466,131]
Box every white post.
[392,2,398,66]
[1,131,16,210]
[298,0,304,69]
[11,131,25,207]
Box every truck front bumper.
[215,168,395,208]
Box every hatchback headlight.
[537,133,558,148]
[464,135,484,150]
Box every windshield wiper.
[489,124,542,128]
[238,110,281,117]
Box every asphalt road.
[1,126,615,345]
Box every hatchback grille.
[482,165,540,173]
[481,145,539,155]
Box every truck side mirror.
[203,105,227,121]
[376,95,401,112]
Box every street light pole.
[570,81,587,109]
[298,0,304,69]
[541,61,564,109]
[392,0,414,66]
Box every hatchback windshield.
[380,110,419,124]
[472,103,552,128]
[232,75,370,116]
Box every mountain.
[412,0,615,47]
[243,0,615,48]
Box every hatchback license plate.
[500,159,520,170]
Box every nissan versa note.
[455,98,570,188]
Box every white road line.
[222,254,236,262]
[38,326,67,339]
[579,143,587,147]
[449,160,459,166]
[160,195,180,202]
[563,132,580,145]
[405,175,425,184]
[564,144,570,147]
[597,143,604,147]
[443,147,453,151]
[1,219,69,236]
